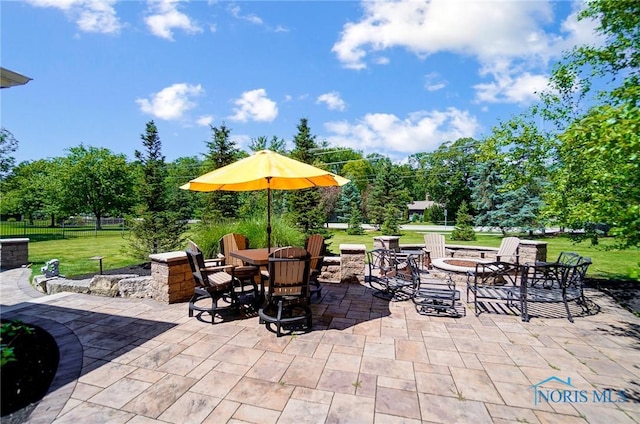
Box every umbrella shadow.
[309,278,394,332]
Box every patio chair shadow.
[470,296,600,322]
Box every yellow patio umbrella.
[180,150,350,249]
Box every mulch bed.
[69,262,151,280]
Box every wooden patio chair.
[494,237,520,264]
[186,248,235,324]
[218,233,261,306]
[305,234,325,300]
[423,233,446,269]
[258,247,312,337]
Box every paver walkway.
[1,267,639,423]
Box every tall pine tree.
[128,121,187,259]
[288,118,326,235]
[203,123,241,219]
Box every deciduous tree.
[59,145,135,229]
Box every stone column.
[339,244,366,284]
[0,238,29,269]
[149,251,193,304]
[519,240,547,264]
[373,236,400,251]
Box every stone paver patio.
[1,267,639,423]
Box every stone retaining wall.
[0,238,29,269]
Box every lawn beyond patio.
[26,229,640,281]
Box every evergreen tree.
[128,121,187,259]
[450,201,476,241]
[335,183,364,234]
[335,183,361,223]
[347,204,364,235]
[471,116,548,235]
[380,209,401,235]
[288,118,325,235]
[203,123,241,219]
[367,159,410,231]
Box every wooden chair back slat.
[423,233,446,260]
[306,234,325,272]
[220,233,250,267]
[268,247,310,297]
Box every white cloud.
[317,91,346,111]
[332,0,604,106]
[474,63,549,104]
[324,108,480,160]
[229,89,278,122]
[274,25,289,33]
[136,83,203,120]
[332,0,555,70]
[196,115,213,127]
[424,72,446,92]
[228,4,263,25]
[145,0,202,41]
[474,59,551,104]
[27,0,121,34]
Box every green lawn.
[28,233,141,277]
[26,229,640,281]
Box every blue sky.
[2,0,600,165]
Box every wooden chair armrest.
[200,264,234,273]
[204,258,224,266]
[496,254,519,263]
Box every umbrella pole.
[267,180,272,253]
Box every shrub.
[191,214,306,256]
[451,201,476,241]
[381,210,401,235]
[424,204,445,224]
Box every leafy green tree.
[166,156,204,219]
[59,145,135,229]
[367,159,410,230]
[423,204,445,224]
[472,116,549,234]
[450,201,476,241]
[128,121,187,258]
[288,118,326,235]
[0,159,62,225]
[203,123,242,219]
[541,0,640,247]
[0,128,18,181]
[552,97,639,246]
[420,138,479,218]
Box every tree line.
[0,0,637,251]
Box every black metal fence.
[0,218,128,241]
